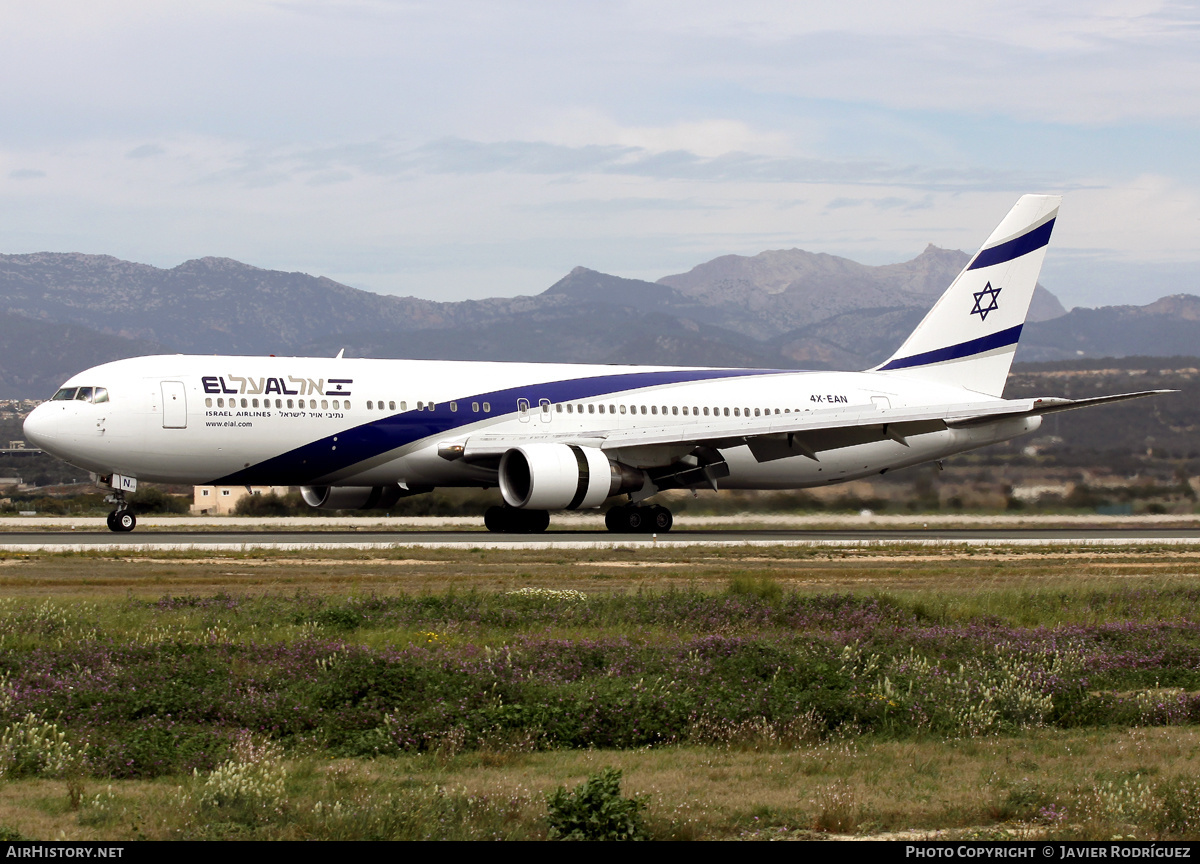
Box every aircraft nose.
[22,404,57,448]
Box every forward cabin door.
[161,381,187,429]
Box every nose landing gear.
[104,490,136,533]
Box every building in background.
[192,485,290,515]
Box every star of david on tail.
[971,282,1001,321]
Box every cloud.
[826,196,934,212]
[125,144,165,159]
[8,168,45,179]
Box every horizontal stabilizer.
[946,390,1174,428]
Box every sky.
[1,1,1199,309]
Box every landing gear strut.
[105,490,136,533]
[484,506,550,533]
[605,504,672,534]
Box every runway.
[2,525,1200,552]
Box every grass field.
[1,543,1200,840]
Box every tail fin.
[875,194,1061,397]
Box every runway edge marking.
[5,537,1200,552]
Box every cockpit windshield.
[51,386,108,403]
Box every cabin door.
[161,381,187,429]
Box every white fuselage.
[23,354,1039,494]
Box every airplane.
[22,194,1169,533]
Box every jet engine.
[300,484,431,510]
[498,443,641,510]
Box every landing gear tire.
[605,504,672,534]
[484,506,549,533]
[107,510,136,533]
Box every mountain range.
[0,245,1192,399]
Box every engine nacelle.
[498,444,640,510]
[300,484,431,510]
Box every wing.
[452,390,1171,467]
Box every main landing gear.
[484,506,550,533]
[604,503,672,534]
[105,490,136,533]
[481,503,675,534]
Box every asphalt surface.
[2,527,1199,551]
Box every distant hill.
[658,244,1066,338]
[1017,295,1200,362]
[0,245,1192,399]
[0,311,165,399]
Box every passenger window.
[672,406,678,416]
[555,404,562,413]
[474,402,481,412]
[429,402,436,411]
[651,406,657,415]
[205,398,212,408]
[217,398,224,408]
[703,407,709,416]
[52,388,77,401]
[450,402,458,412]
[482,402,490,413]
[588,404,594,414]
[93,388,109,404]
[287,399,294,409]
[241,398,248,408]
[367,401,373,409]
[620,405,626,414]
[332,400,339,409]
[754,408,760,417]
[566,404,573,414]
[724,408,730,416]
[609,404,615,413]
[640,406,647,415]
[252,399,259,408]
[344,401,350,409]
[417,401,423,410]
[321,400,328,410]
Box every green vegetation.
[547,768,647,841]
[0,547,1199,839]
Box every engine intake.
[498,444,640,510]
[300,484,431,510]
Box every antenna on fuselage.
[335,348,345,359]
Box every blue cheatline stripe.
[879,324,1023,372]
[212,367,789,486]
[967,218,1055,271]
